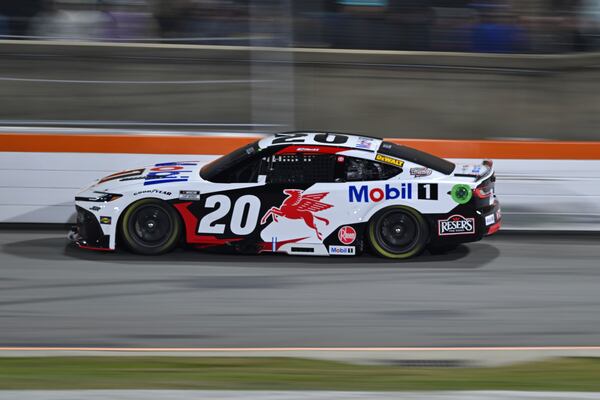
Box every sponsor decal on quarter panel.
[338,226,357,245]
[349,184,412,203]
[410,167,432,177]
[438,215,475,236]
[375,154,404,167]
[261,190,333,241]
[144,162,197,186]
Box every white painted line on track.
[2,346,600,352]
[0,76,273,85]
[0,121,282,126]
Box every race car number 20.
[198,194,261,235]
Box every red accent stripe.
[487,221,502,236]
[173,202,243,246]
[257,237,309,252]
[275,145,353,155]
[474,187,493,199]
[76,244,114,252]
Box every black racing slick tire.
[120,198,181,255]
[368,206,429,259]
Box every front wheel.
[368,206,429,259]
[120,199,181,255]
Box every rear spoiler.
[454,159,494,181]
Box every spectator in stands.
[101,0,158,40]
[387,0,434,50]
[471,5,528,53]
[429,6,476,52]
[329,0,388,49]
[30,0,116,40]
[0,15,8,37]
[150,0,195,38]
[0,0,43,38]
[182,1,251,45]
[579,0,600,48]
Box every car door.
[179,150,269,251]
[257,150,345,250]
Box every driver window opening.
[209,157,261,183]
[343,157,401,181]
[261,153,336,184]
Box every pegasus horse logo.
[261,190,333,240]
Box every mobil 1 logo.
[417,183,438,200]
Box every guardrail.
[1,40,599,141]
[1,39,600,70]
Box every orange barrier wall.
[1,133,600,159]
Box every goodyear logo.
[375,154,404,167]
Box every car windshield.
[200,140,260,182]
[379,141,455,175]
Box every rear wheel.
[368,206,429,259]
[120,199,181,255]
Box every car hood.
[86,161,206,192]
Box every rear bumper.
[426,197,501,248]
[481,200,502,236]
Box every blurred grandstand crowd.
[0,0,598,53]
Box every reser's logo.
[438,215,475,236]
[349,183,412,203]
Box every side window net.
[345,157,401,182]
[262,154,336,184]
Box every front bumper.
[68,206,112,251]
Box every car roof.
[258,131,383,153]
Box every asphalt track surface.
[1,229,599,348]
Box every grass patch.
[0,356,599,391]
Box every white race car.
[70,132,501,259]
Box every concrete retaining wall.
[0,40,599,140]
[1,150,598,231]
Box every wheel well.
[115,198,184,248]
[365,205,431,258]
[364,205,425,232]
